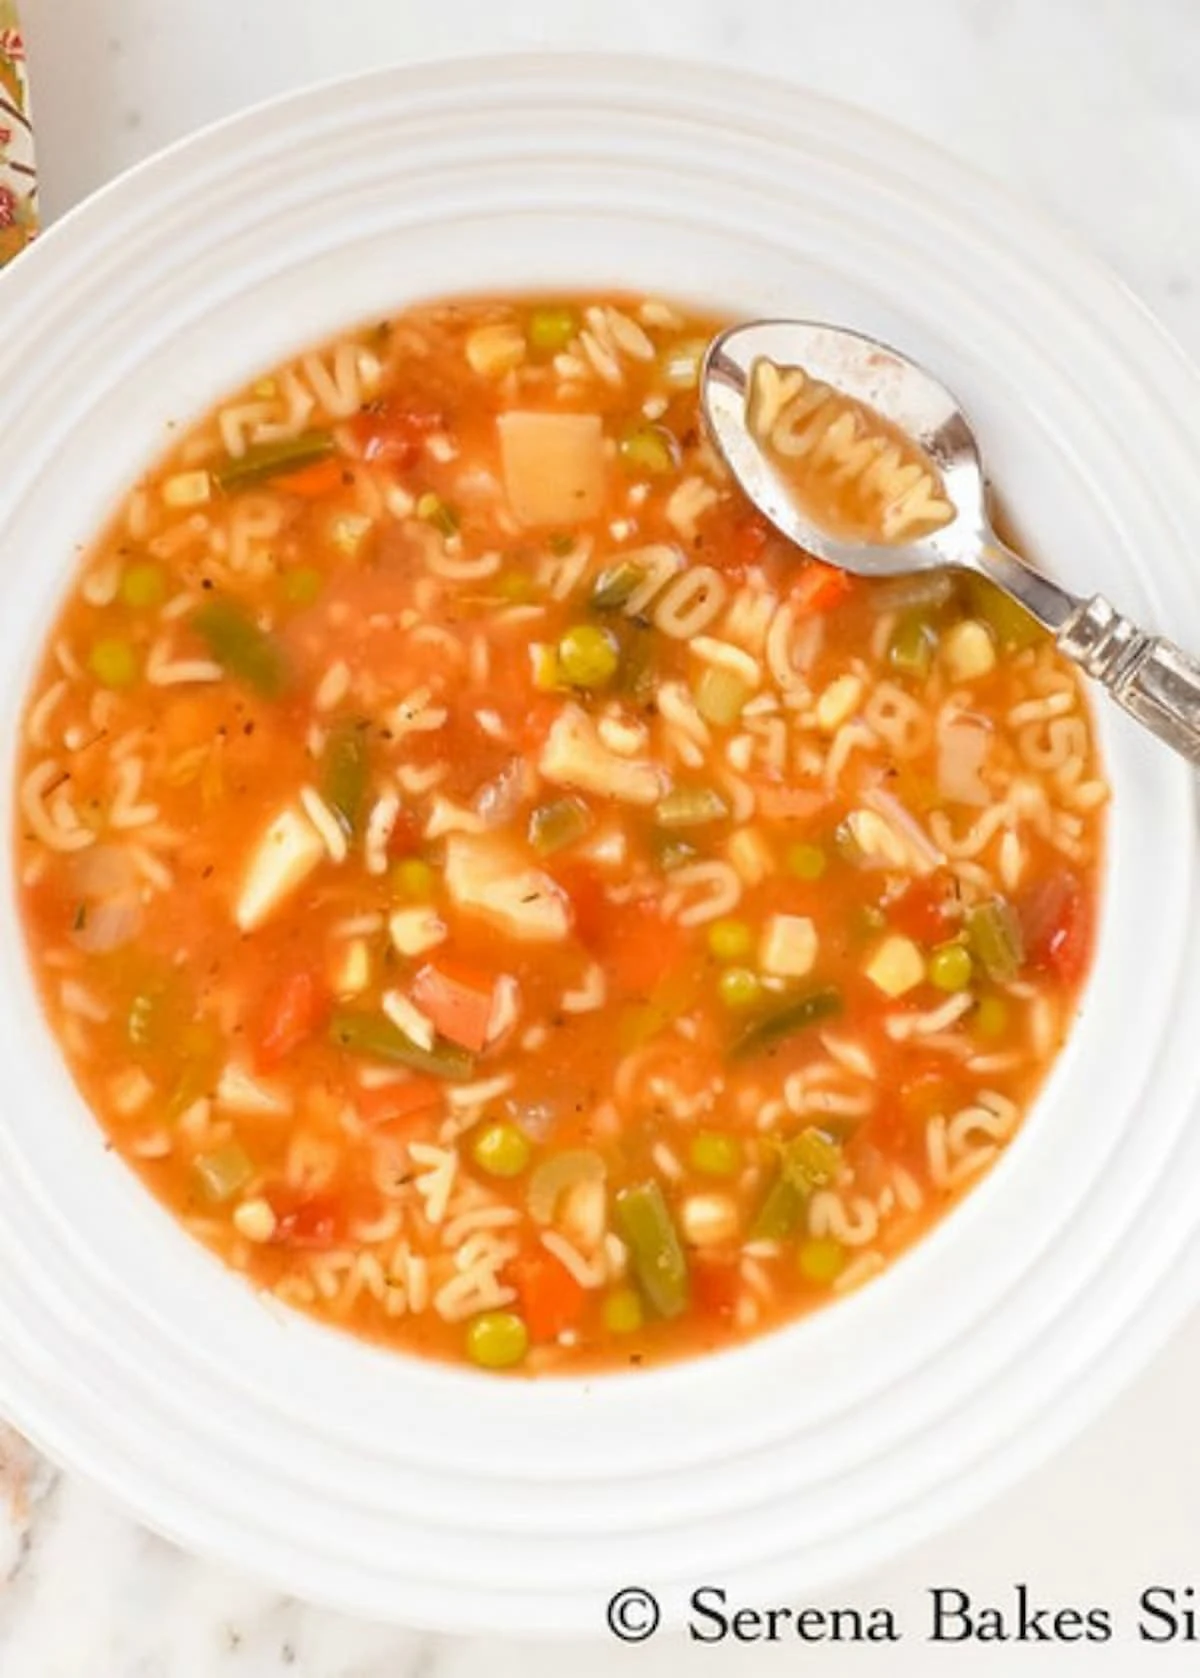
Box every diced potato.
[864,934,926,998]
[388,906,448,957]
[444,833,570,943]
[727,827,773,886]
[331,938,371,997]
[216,1064,292,1116]
[680,1193,739,1247]
[498,411,604,527]
[162,470,211,508]
[540,704,664,806]
[235,805,325,932]
[759,913,818,978]
[466,322,526,377]
[815,674,864,732]
[941,619,996,682]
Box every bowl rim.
[1,50,1200,1635]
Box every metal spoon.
[702,319,1200,767]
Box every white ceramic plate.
[0,54,1199,1637]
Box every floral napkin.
[0,1,35,266]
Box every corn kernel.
[233,1197,277,1243]
[162,470,212,508]
[465,322,527,377]
[942,619,996,682]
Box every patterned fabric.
[0,1,35,267]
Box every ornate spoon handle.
[1058,596,1200,767]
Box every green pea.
[557,623,620,689]
[416,493,459,538]
[466,1310,529,1369]
[975,995,1009,1038]
[471,1121,532,1180]
[718,967,762,1010]
[528,306,578,353]
[689,1131,744,1178]
[119,562,166,609]
[618,423,677,475]
[786,842,827,881]
[88,638,138,689]
[602,1287,645,1334]
[282,566,323,607]
[928,942,973,992]
[707,918,753,963]
[798,1237,846,1284]
[391,858,435,901]
[496,571,538,603]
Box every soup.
[15,294,1107,1374]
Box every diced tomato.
[410,959,497,1053]
[1019,871,1093,985]
[356,1077,443,1126]
[508,1248,587,1342]
[886,874,956,944]
[692,1259,740,1320]
[350,404,444,471]
[267,1188,341,1251]
[553,863,608,949]
[275,457,346,499]
[790,561,854,615]
[386,806,422,857]
[255,969,330,1071]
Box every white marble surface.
[7,0,1200,1671]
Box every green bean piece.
[191,598,289,698]
[615,625,658,704]
[529,796,591,855]
[614,1180,690,1319]
[214,430,335,494]
[751,1172,803,1241]
[320,719,370,836]
[966,897,1025,982]
[193,1144,253,1205]
[590,559,647,612]
[466,1310,529,1369]
[654,786,730,829]
[329,1010,475,1080]
[729,985,844,1062]
[416,492,459,538]
[888,612,938,679]
[282,566,322,607]
[528,306,578,353]
[780,1127,842,1191]
[694,666,750,727]
[618,423,677,475]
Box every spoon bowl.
[702,318,1200,767]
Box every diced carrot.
[753,782,827,822]
[275,457,346,499]
[509,1247,587,1342]
[693,1259,740,1321]
[410,960,497,1053]
[350,405,444,470]
[1019,870,1093,985]
[356,1077,443,1125]
[606,898,685,995]
[732,511,772,568]
[256,969,330,1070]
[553,864,608,949]
[791,561,853,615]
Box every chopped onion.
[937,712,992,807]
[473,758,530,829]
[859,785,944,874]
[68,845,144,953]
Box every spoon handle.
[974,541,1200,767]
[1057,596,1200,767]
